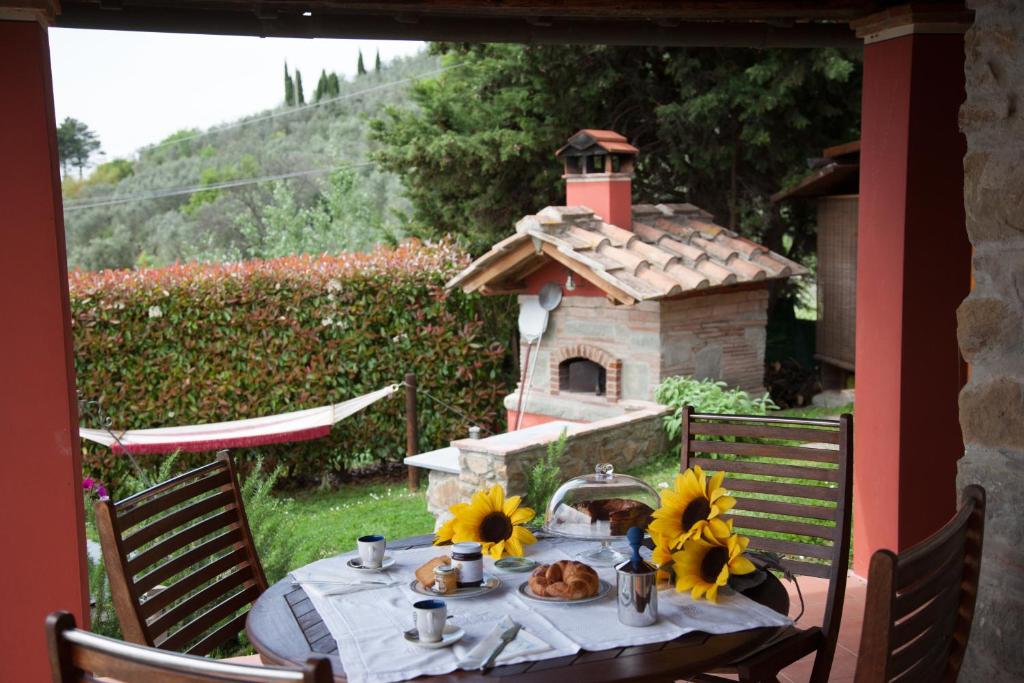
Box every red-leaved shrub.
[70,239,515,489]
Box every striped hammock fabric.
[79,384,400,455]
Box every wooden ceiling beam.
[54,5,861,48]
[57,0,888,22]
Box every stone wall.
[957,2,1024,679]
[452,406,670,503]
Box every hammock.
[79,384,400,455]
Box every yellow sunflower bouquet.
[434,484,537,559]
[649,465,756,603]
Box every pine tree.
[357,50,366,76]
[295,69,305,105]
[315,69,328,102]
[375,50,381,73]
[327,72,340,97]
[284,62,295,106]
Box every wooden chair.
[854,485,985,683]
[681,406,854,683]
[46,610,332,682]
[94,451,268,656]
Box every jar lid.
[434,565,456,574]
[452,541,482,554]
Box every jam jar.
[450,541,483,587]
[432,564,457,594]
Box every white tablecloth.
[290,538,792,683]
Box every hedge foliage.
[70,240,515,488]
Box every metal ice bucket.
[615,558,658,627]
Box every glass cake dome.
[543,463,661,566]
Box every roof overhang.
[448,204,807,306]
[52,1,870,48]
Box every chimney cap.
[556,129,639,159]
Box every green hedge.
[71,239,515,489]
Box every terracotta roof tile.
[599,245,646,275]
[665,263,710,290]
[691,235,737,263]
[696,259,738,286]
[596,223,636,247]
[447,203,806,304]
[659,239,708,264]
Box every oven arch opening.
[558,357,607,395]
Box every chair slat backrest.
[682,407,854,680]
[95,451,268,657]
[855,485,985,683]
[46,611,332,683]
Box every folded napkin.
[289,558,397,596]
[456,617,551,670]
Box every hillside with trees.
[63,51,440,271]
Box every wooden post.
[405,372,420,491]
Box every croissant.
[528,560,600,600]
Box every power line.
[63,163,374,212]
[141,61,466,153]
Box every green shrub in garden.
[71,239,515,488]
[524,428,568,516]
[654,376,777,441]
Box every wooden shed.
[773,141,860,390]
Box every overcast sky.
[49,28,425,160]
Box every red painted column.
[852,23,970,575]
[0,19,88,680]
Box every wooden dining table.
[246,534,791,682]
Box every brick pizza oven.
[448,129,806,428]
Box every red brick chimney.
[556,129,639,230]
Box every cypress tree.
[295,69,305,105]
[315,69,328,102]
[284,62,295,106]
[375,49,381,73]
[327,72,340,97]
[357,50,366,76]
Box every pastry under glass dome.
[543,463,660,566]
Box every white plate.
[403,624,465,649]
[347,555,396,572]
[409,574,502,599]
[516,579,612,605]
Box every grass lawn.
[283,481,435,567]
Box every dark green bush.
[71,239,515,488]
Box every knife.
[479,620,521,670]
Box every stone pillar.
[957,1,1024,679]
[0,14,89,683]
[850,6,973,576]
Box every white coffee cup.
[357,534,386,568]
[413,599,447,643]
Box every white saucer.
[347,555,396,572]
[403,624,465,649]
[409,574,501,599]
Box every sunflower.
[671,534,756,603]
[650,530,676,585]
[433,502,470,545]
[648,466,736,548]
[437,485,537,559]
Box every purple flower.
[82,477,95,491]
[97,484,108,498]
